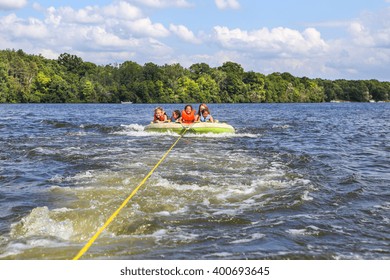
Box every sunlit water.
[0,103,389,260]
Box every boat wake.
[115,123,259,138]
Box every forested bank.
[1,49,389,103]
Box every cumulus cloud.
[0,1,173,65]
[209,22,387,79]
[103,1,143,20]
[41,1,166,40]
[128,0,193,8]
[0,13,48,40]
[169,24,201,44]
[310,7,390,79]
[1,0,390,80]
[125,17,170,37]
[345,11,390,49]
[44,2,142,26]
[45,6,103,26]
[0,0,27,10]
[215,0,240,10]
[213,26,328,57]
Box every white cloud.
[44,2,142,26]
[128,0,193,8]
[215,0,240,10]
[0,13,48,40]
[169,24,201,44]
[103,1,143,20]
[1,1,390,80]
[40,2,163,41]
[125,17,170,37]
[45,6,104,25]
[347,14,390,48]
[38,48,59,60]
[0,0,27,10]
[0,1,172,65]
[81,26,134,49]
[213,26,328,57]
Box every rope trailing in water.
[72,127,190,260]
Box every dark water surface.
[0,103,389,259]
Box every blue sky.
[1,0,390,81]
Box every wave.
[1,120,318,259]
[41,119,122,135]
[10,206,73,240]
[114,124,176,137]
[41,120,77,129]
[115,123,260,138]
[2,150,316,258]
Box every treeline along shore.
[1,49,389,103]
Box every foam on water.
[301,190,313,201]
[204,252,233,258]
[10,206,74,241]
[0,115,322,258]
[0,179,336,259]
[114,124,179,138]
[2,103,390,259]
[229,233,266,244]
[121,124,145,131]
[286,225,321,236]
[114,123,260,139]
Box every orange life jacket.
[181,109,196,124]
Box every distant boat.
[121,101,133,104]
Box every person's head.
[184,105,193,114]
[172,110,181,119]
[202,108,210,117]
[155,107,164,118]
[198,103,208,113]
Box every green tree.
[189,63,212,79]
[143,62,162,81]
[30,71,51,102]
[58,53,85,76]
[80,79,97,102]
[177,76,200,103]
[366,80,389,101]
[218,62,246,102]
[0,62,10,102]
[243,71,266,102]
[265,73,289,102]
[2,48,390,104]
[196,74,220,103]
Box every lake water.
[0,103,389,260]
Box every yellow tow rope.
[72,127,190,260]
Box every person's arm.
[209,115,214,122]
